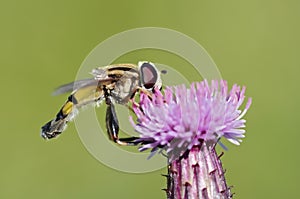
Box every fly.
[41,61,163,145]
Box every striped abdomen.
[41,85,103,139]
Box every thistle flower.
[130,80,252,199]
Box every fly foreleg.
[105,95,138,146]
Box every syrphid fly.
[41,61,163,145]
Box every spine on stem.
[167,142,232,199]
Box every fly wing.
[52,77,115,96]
[52,78,98,96]
[53,67,109,95]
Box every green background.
[1,0,299,198]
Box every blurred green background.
[1,0,299,198]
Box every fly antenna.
[161,69,167,75]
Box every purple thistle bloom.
[130,79,252,198]
[131,80,252,160]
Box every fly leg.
[104,90,139,146]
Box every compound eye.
[140,62,158,89]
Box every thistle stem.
[167,142,231,199]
